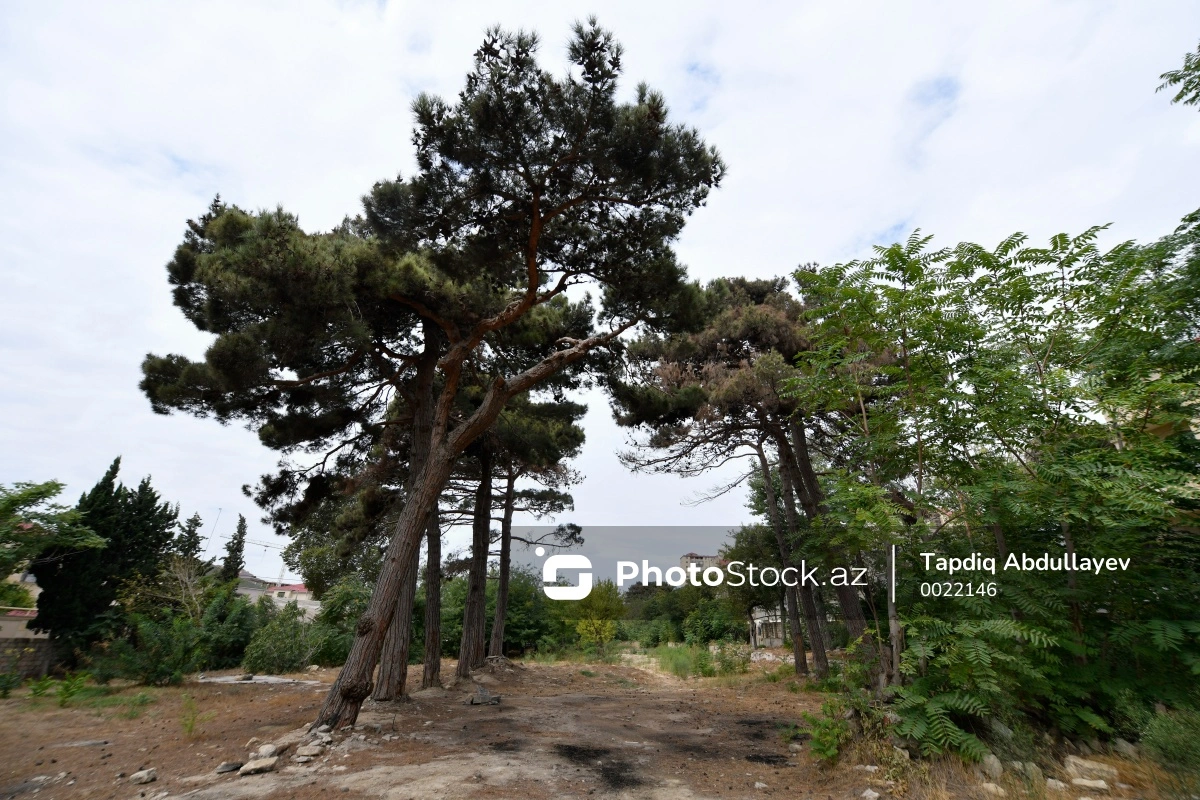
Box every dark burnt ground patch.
[553,743,643,791]
[488,738,523,752]
[745,753,788,765]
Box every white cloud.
[2,0,1198,577]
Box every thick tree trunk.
[372,552,419,700]
[421,510,442,689]
[373,318,439,700]
[754,446,810,676]
[313,453,454,729]
[457,444,493,679]
[779,420,871,651]
[488,470,517,659]
[812,586,833,652]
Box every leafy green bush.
[714,642,750,675]
[892,616,1054,761]
[198,587,261,669]
[802,701,854,763]
[682,599,745,645]
[108,614,204,686]
[28,675,53,696]
[56,672,89,707]
[1142,707,1200,773]
[242,602,315,674]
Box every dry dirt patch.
[0,661,848,800]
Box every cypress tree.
[30,458,177,661]
[219,515,247,584]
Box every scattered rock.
[982,754,1004,780]
[295,745,323,757]
[215,762,243,774]
[1113,739,1138,759]
[467,686,501,705]
[237,673,254,681]
[315,725,332,734]
[1046,779,1069,791]
[1072,778,1109,793]
[893,747,910,760]
[853,765,880,773]
[244,737,260,749]
[980,783,1006,797]
[254,744,279,759]
[788,742,803,753]
[1024,763,1044,784]
[989,719,1015,740]
[238,756,279,776]
[755,782,769,790]
[861,789,880,800]
[293,755,313,763]
[1116,783,1132,790]
[410,687,448,700]
[306,665,320,672]
[1065,756,1119,782]
[130,768,157,785]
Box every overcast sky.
[2,1,1198,582]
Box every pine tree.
[219,515,247,584]
[30,458,177,661]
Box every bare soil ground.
[0,656,1162,800]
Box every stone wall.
[0,638,53,678]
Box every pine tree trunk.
[456,444,492,679]
[488,470,517,658]
[313,453,453,729]
[754,446,809,676]
[812,586,833,652]
[421,509,442,689]
[372,552,419,700]
[780,420,871,654]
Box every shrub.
[714,642,750,675]
[802,700,854,763]
[242,602,315,674]
[109,614,204,686]
[1142,707,1200,773]
[28,675,54,697]
[198,588,261,669]
[56,672,89,707]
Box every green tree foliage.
[1160,40,1200,108]
[30,459,177,661]
[790,209,1200,753]
[0,480,104,580]
[173,512,205,562]
[219,515,247,584]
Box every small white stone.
[1072,778,1109,792]
[861,789,880,800]
[238,756,279,776]
[755,782,769,790]
[129,768,157,785]
[1047,779,1069,791]
[980,783,1006,797]
[853,765,880,773]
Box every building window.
[277,592,285,598]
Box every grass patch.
[579,669,597,677]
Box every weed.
[27,675,54,697]
[56,672,89,707]
[180,693,215,738]
[579,669,596,677]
